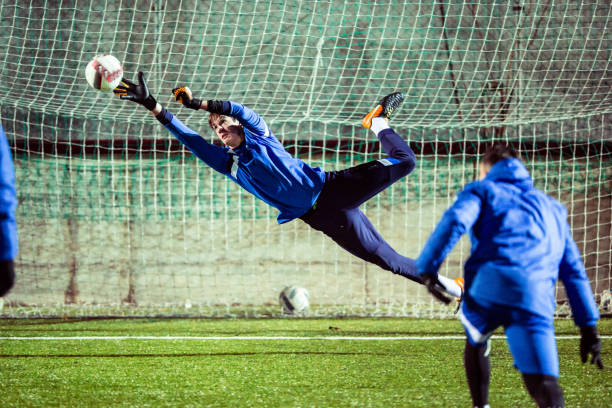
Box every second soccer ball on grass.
[279,286,310,315]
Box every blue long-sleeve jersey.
[0,124,18,260]
[157,101,326,224]
[416,158,599,327]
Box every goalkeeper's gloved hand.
[420,273,452,305]
[580,325,604,369]
[172,86,202,110]
[113,71,157,111]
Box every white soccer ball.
[85,54,123,92]
[279,285,310,315]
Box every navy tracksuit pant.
[300,128,420,282]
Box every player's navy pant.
[300,128,420,282]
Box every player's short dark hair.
[482,142,519,166]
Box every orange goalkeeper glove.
[172,86,202,110]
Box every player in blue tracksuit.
[0,122,18,297]
[113,71,463,298]
[416,143,603,408]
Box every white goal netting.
[0,0,610,317]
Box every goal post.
[0,0,610,317]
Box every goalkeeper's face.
[210,115,245,149]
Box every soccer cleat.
[454,276,465,292]
[361,91,404,129]
[454,277,464,299]
[453,276,465,313]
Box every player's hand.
[172,86,202,110]
[113,71,157,111]
[580,326,604,369]
[0,259,15,297]
[421,274,452,305]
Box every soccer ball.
[279,286,310,315]
[85,54,123,92]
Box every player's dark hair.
[482,142,518,166]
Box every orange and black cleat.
[361,91,404,129]
[453,276,465,313]
[454,276,465,300]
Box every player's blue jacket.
[416,158,599,327]
[0,124,18,260]
[157,101,326,224]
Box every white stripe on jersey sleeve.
[231,155,239,178]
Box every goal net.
[1,0,610,317]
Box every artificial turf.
[0,318,610,407]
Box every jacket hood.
[484,158,533,190]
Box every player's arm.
[172,87,269,137]
[0,125,17,296]
[416,185,483,302]
[558,218,603,369]
[155,109,232,174]
[114,73,232,175]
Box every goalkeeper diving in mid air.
[113,72,463,299]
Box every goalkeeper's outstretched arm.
[172,87,268,137]
[113,72,232,175]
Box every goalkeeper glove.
[113,71,157,111]
[420,274,452,305]
[0,259,15,297]
[580,325,604,369]
[172,86,202,110]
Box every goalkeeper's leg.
[322,149,415,210]
[300,206,462,299]
[324,92,415,210]
[301,207,421,281]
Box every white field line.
[0,335,610,341]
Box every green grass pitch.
[0,318,610,407]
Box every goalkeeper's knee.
[0,259,15,297]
